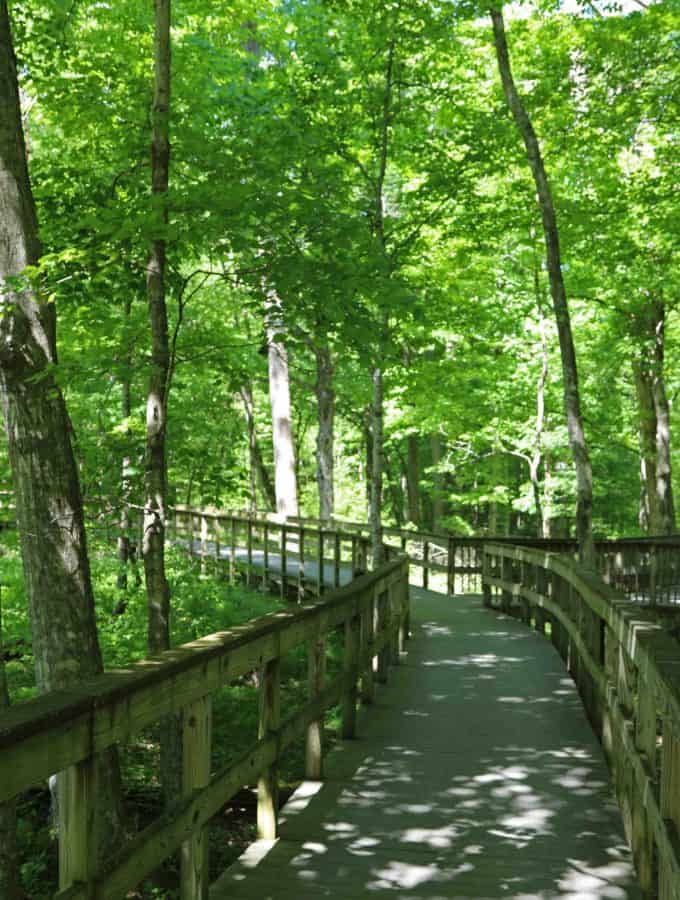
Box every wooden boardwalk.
[212,587,640,899]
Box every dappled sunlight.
[213,592,640,899]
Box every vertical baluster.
[180,694,212,899]
[58,756,99,892]
[423,540,430,590]
[246,519,253,587]
[351,535,358,576]
[317,529,325,596]
[214,516,222,576]
[280,524,288,599]
[263,521,269,588]
[230,517,236,584]
[298,527,305,602]
[200,514,208,576]
[360,591,375,704]
[342,611,361,738]
[306,635,325,779]
[258,655,281,840]
[376,590,389,684]
[334,532,341,588]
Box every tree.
[0,0,121,863]
[490,3,595,563]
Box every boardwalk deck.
[212,587,640,899]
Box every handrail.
[170,506,680,604]
[0,557,410,898]
[482,542,680,896]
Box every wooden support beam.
[257,656,281,840]
[342,613,360,739]
[306,637,325,779]
[180,695,212,900]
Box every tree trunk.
[369,366,385,566]
[634,361,659,531]
[315,344,335,522]
[240,383,276,511]
[265,295,299,517]
[117,297,133,595]
[650,303,675,533]
[634,300,676,534]
[405,435,420,525]
[531,304,549,537]
[491,5,595,565]
[430,433,445,531]
[144,0,181,808]
[0,0,122,854]
[364,413,373,521]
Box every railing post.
[447,537,455,595]
[423,540,429,590]
[180,694,212,900]
[360,593,375,704]
[306,635,325,779]
[214,516,222,577]
[334,532,341,588]
[246,519,253,586]
[280,524,287,599]
[317,529,325,596]
[298,527,305,602]
[659,721,680,898]
[501,552,513,614]
[257,655,281,840]
[263,521,269,588]
[399,564,410,649]
[376,590,389,684]
[482,547,492,608]
[230,517,236,584]
[389,582,400,665]
[58,756,99,893]
[342,611,361,738]
[200,515,208,576]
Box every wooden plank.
[305,636,325,780]
[258,655,281,840]
[58,754,99,893]
[342,613,360,739]
[180,694,212,900]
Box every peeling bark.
[491,5,595,564]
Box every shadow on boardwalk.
[212,587,640,900]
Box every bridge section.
[212,587,640,899]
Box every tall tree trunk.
[315,344,335,522]
[650,302,675,533]
[531,303,549,537]
[240,383,276,511]
[0,0,122,855]
[634,300,676,534]
[405,435,420,525]
[265,295,298,517]
[430,433,445,531]
[491,5,595,565]
[0,585,20,898]
[364,412,373,521]
[369,366,385,566]
[144,0,180,808]
[634,361,659,531]
[117,298,133,594]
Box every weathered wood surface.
[483,543,680,900]
[0,558,409,900]
[212,587,641,899]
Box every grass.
[0,530,344,898]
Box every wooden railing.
[482,543,680,897]
[0,558,409,899]
[169,507,680,605]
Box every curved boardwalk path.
[212,587,640,899]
